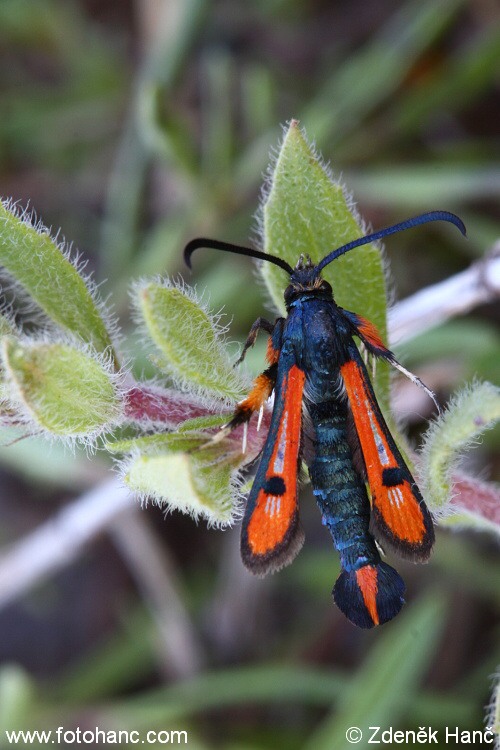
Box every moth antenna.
[318,211,466,271]
[184,237,294,275]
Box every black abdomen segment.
[308,399,380,572]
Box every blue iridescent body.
[278,295,380,574]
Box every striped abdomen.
[307,398,405,628]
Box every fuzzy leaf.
[2,338,121,436]
[420,382,500,524]
[262,122,388,336]
[124,446,240,525]
[106,431,214,454]
[136,281,248,402]
[0,202,118,367]
[177,414,229,431]
[305,592,446,750]
[0,666,36,733]
[261,121,389,404]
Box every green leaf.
[135,280,248,402]
[103,662,475,731]
[303,0,465,144]
[124,442,241,525]
[107,666,346,729]
[57,609,155,703]
[177,414,229,431]
[106,431,213,454]
[0,666,37,733]
[2,338,121,436]
[304,592,446,750]
[420,382,500,515]
[348,165,500,207]
[261,121,389,404]
[0,202,118,368]
[402,319,500,367]
[395,25,500,134]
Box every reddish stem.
[451,470,500,525]
[123,386,226,426]
[123,384,270,458]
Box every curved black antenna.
[184,237,294,275]
[317,211,466,272]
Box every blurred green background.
[0,0,499,747]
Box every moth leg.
[234,317,274,366]
[345,310,439,411]
[226,364,278,431]
[229,317,284,428]
[213,318,283,447]
[210,364,278,448]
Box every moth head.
[284,259,333,308]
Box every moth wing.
[341,348,434,561]
[241,361,306,575]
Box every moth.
[184,211,465,627]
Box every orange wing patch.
[355,315,386,351]
[266,336,280,365]
[341,359,434,560]
[355,566,380,626]
[242,365,306,574]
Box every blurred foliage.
[0,0,499,747]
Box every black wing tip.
[241,521,305,577]
[369,507,435,563]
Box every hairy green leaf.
[124,448,239,525]
[261,121,389,404]
[136,281,248,402]
[0,202,118,367]
[305,593,446,750]
[177,414,229,431]
[107,431,213,454]
[420,381,500,519]
[2,338,121,436]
